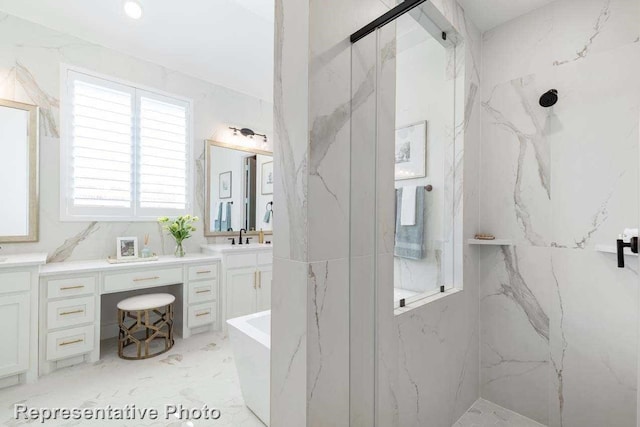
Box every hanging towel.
[395,188,425,260]
[214,202,223,231]
[263,207,272,224]
[220,201,228,231]
[224,202,233,231]
[400,185,417,226]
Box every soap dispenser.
[258,229,264,244]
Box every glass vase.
[174,241,186,258]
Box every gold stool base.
[117,303,174,360]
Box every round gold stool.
[117,293,175,360]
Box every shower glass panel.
[350,3,458,424]
[392,11,455,308]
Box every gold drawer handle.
[196,289,211,294]
[196,312,210,317]
[60,285,85,291]
[133,276,160,282]
[59,338,84,347]
[196,270,212,274]
[60,309,84,316]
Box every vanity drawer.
[188,264,217,281]
[47,325,95,361]
[48,276,96,299]
[47,296,95,330]
[257,251,272,266]
[226,253,257,269]
[188,302,216,328]
[103,267,182,293]
[188,280,217,304]
[0,271,31,294]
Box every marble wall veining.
[0,13,272,261]
[272,0,392,424]
[273,0,483,425]
[479,0,640,426]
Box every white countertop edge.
[40,253,222,276]
[0,253,48,269]
[200,243,274,254]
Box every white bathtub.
[227,310,270,426]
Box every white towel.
[400,185,417,226]
[623,228,638,240]
[220,202,227,221]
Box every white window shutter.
[69,74,134,215]
[137,92,189,214]
[62,68,191,221]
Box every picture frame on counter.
[117,236,139,260]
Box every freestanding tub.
[227,310,270,426]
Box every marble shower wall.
[479,0,640,426]
[0,13,272,261]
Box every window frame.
[60,64,194,222]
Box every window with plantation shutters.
[61,68,192,221]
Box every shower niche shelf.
[466,239,513,246]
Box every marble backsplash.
[0,12,273,263]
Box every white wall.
[0,12,272,260]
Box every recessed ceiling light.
[124,1,143,19]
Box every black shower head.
[539,89,558,107]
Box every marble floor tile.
[454,399,546,427]
[0,332,264,427]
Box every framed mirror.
[0,99,39,243]
[205,140,273,237]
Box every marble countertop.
[40,253,222,276]
[201,243,274,254]
[0,253,48,268]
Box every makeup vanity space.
[37,254,221,375]
[0,252,222,385]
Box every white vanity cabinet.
[0,293,30,378]
[0,254,47,388]
[39,273,99,376]
[256,264,272,312]
[201,244,273,328]
[38,255,221,375]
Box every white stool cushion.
[117,293,175,311]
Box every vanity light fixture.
[124,1,143,19]
[229,126,268,143]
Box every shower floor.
[454,399,544,427]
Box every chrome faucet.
[239,229,247,245]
